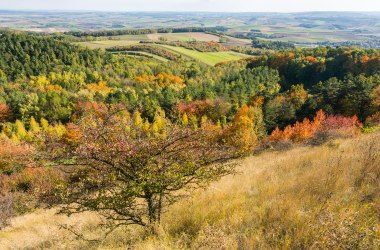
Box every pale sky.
[1,0,380,12]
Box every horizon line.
[1,9,380,14]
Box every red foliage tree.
[269,110,362,144]
[71,101,108,121]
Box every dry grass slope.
[1,132,380,249]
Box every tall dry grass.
[1,132,379,249]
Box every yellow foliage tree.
[30,75,50,86]
[14,120,27,139]
[29,117,40,134]
[181,113,189,126]
[133,111,143,128]
[226,105,258,150]
[40,118,49,131]
[86,81,112,96]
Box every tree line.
[65,26,227,38]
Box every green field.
[155,44,249,65]
[74,40,141,49]
[74,35,148,49]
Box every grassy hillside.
[1,132,379,249]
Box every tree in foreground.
[48,106,244,230]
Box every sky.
[1,0,380,12]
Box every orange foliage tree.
[225,105,262,150]
[304,56,318,64]
[135,73,184,88]
[86,81,112,95]
[0,103,11,123]
[176,99,230,123]
[62,123,82,145]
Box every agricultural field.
[154,44,249,65]
[75,32,223,49]
[147,32,220,42]
[75,32,252,50]
[73,34,149,49]
[74,39,141,49]
[75,32,251,65]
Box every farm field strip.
[119,51,169,62]
[147,32,221,42]
[74,40,140,49]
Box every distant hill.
[1,11,380,46]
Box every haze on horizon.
[1,0,380,12]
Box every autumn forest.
[1,12,380,248]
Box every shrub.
[315,114,362,142]
[0,193,13,229]
[365,112,380,127]
[269,110,362,145]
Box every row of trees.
[106,45,181,61]
[65,26,227,38]
[251,39,296,50]
[141,40,228,52]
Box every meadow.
[1,132,379,249]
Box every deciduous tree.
[49,108,242,230]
